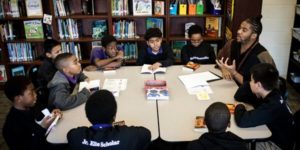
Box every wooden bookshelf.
[0,0,232,83]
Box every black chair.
[293,110,300,150]
[278,76,288,100]
[27,65,49,106]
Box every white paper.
[79,80,100,92]
[45,115,60,135]
[178,71,220,88]
[103,79,127,97]
[186,86,213,95]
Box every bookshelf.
[0,0,229,87]
[287,0,300,93]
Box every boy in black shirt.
[67,90,151,150]
[234,63,294,150]
[137,28,174,70]
[181,25,216,64]
[38,39,62,86]
[187,102,247,150]
[2,76,62,150]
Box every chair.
[278,76,288,100]
[26,65,49,106]
[293,110,300,150]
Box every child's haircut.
[4,76,32,102]
[54,53,74,71]
[144,28,163,41]
[85,90,117,124]
[101,35,117,48]
[188,25,203,38]
[205,102,230,133]
[44,39,60,54]
[250,63,279,91]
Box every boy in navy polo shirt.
[90,35,124,69]
[137,28,174,70]
[48,53,91,110]
[67,90,151,150]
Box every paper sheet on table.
[186,85,213,95]
[103,79,127,97]
[178,71,220,88]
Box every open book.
[79,80,100,93]
[141,64,166,74]
[144,80,169,100]
[102,79,127,97]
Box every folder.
[188,4,196,15]
[196,3,204,15]
[170,4,178,15]
[179,4,187,15]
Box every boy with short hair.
[234,63,294,150]
[38,39,62,86]
[181,25,216,64]
[90,35,124,69]
[48,53,91,110]
[187,102,247,150]
[2,76,62,150]
[67,90,151,150]
[137,28,174,70]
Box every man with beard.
[216,16,275,85]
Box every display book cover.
[194,103,234,132]
[144,79,169,100]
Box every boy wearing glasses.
[90,35,124,69]
[181,25,216,64]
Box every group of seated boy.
[2,16,296,150]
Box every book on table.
[194,116,208,132]
[144,80,169,100]
[141,64,166,74]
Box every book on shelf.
[112,0,129,16]
[120,42,138,60]
[0,65,7,82]
[196,0,204,15]
[7,43,36,62]
[194,116,208,132]
[25,0,43,17]
[11,66,25,77]
[82,0,94,15]
[24,20,44,39]
[179,0,187,15]
[113,20,136,39]
[0,22,17,40]
[57,19,79,39]
[0,1,4,18]
[144,79,169,100]
[205,17,221,38]
[154,0,164,15]
[185,22,196,39]
[146,18,164,36]
[61,42,82,60]
[132,0,152,16]
[10,0,20,17]
[92,20,107,39]
[172,40,186,60]
[141,64,166,74]
[79,79,100,93]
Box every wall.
[260,0,297,77]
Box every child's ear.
[45,52,52,58]
[14,95,22,104]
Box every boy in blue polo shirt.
[137,28,174,70]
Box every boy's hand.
[149,62,162,70]
[40,116,56,129]
[52,109,62,118]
